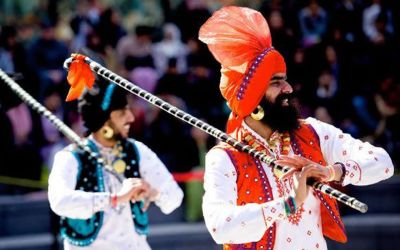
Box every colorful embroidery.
[287,205,305,225]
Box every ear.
[103,119,111,127]
[101,119,114,133]
[108,110,117,121]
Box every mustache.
[275,93,294,104]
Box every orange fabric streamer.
[199,6,272,68]
[65,54,95,102]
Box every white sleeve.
[202,148,287,244]
[134,140,183,214]
[48,150,111,219]
[306,117,394,186]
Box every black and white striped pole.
[63,56,368,213]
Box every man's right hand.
[116,178,147,204]
[275,155,337,206]
[292,164,322,206]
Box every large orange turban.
[199,6,286,133]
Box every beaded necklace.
[100,140,127,175]
[97,140,129,213]
[242,128,287,186]
[242,129,291,158]
[242,128,304,225]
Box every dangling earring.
[102,125,114,139]
[251,105,265,121]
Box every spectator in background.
[0,82,21,194]
[152,23,189,76]
[373,76,400,172]
[171,0,211,42]
[0,26,20,73]
[362,0,394,44]
[127,65,159,140]
[186,58,225,127]
[69,0,97,52]
[0,77,42,194]
[144,94,199,174]
[0,102,15,194]
[185,125,212,222]
[365,7,397,82]
[27,20,69,102]
[333,0,364,44]
[323,46,340,81]
[129,66,159,94]
[116,25,155,73]
[287,48,309,93]
[39,85,64,169]
[80,31,107,62]
[352,75,400,170]
[315,70,338,102]
[155,58,189,100]
[298,0,328,48]
[267,10,296,60]
[0,25,34,94]
[184,35,225,127]
[313,68,351,124]
[96,7,126,49]
[0,26,43,193]
[15,18,37,47]
[314,106,334,125]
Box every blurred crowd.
[0,0,399,196]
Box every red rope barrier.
[172,170,204,183]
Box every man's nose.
[126,109,135,123]
[281,81,293,94]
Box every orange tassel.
[65,53,95,101]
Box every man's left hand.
[275,155,340,182]
[131,179,160,211]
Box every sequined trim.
[217,142,276,250]
[236,47,275,100]
[315,191,345,232]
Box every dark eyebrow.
[270,75,287,81]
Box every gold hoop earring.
[102,125,114,139]
[251,105,265,121]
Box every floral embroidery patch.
[287,205,305,225]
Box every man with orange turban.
[199,6,394,249]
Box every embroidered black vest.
[59,139,149,246]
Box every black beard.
[113,133,123,141]
[107,121,124,141]
[257,93,300,133]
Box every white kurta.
[48,137,184,250]
[203,117,394,249]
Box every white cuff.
[93,192,111,212]
[342,160,362,186]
